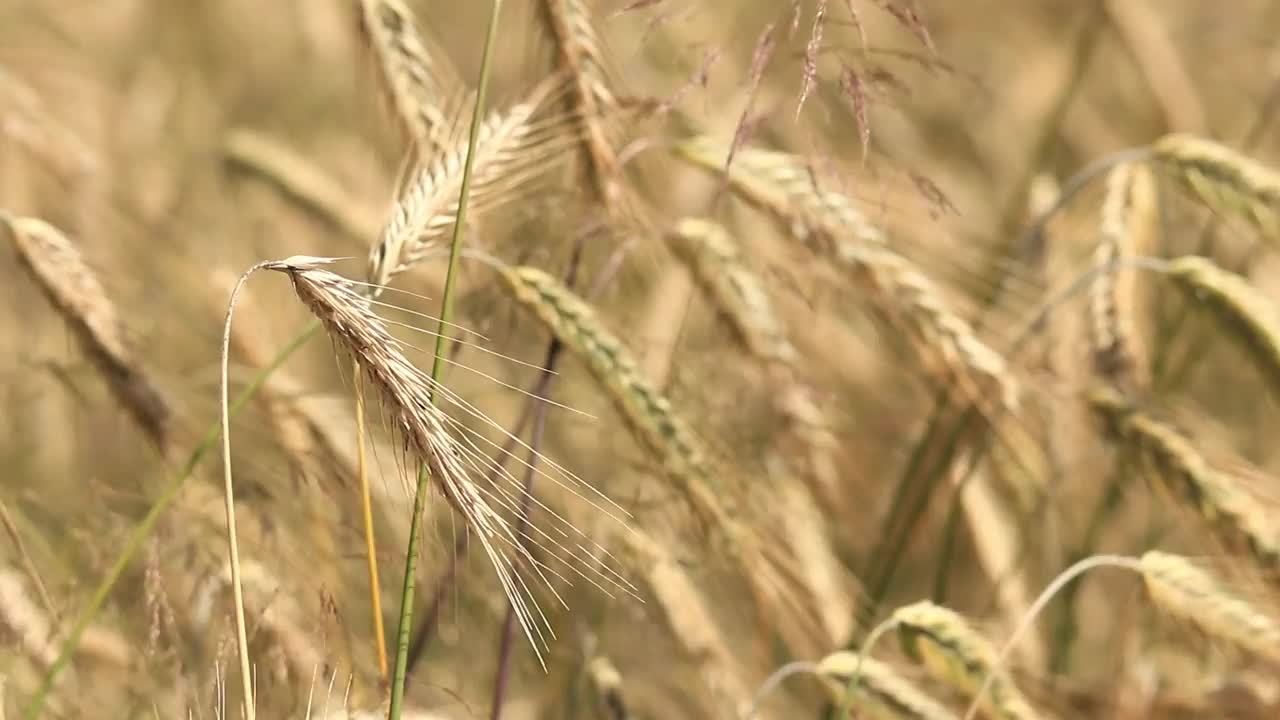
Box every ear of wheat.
[356,0,465,155]
[1088,162,1155,386]
[2,213,173,454]
[367,75,573,291]
[1151,133,1280,238]
[498,263,831,654]
[817,652,960,720]
[1088,387,1280,574]
[1139,550,1280,665]
[542,0,624,210]
[893,601,1045,720]
[1164,256,1280,403]
[673,137,1018,417]
[265,257,634,664]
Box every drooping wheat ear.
[542,0,623,209]
[619,526,752,718]
[367,75,572,291]
[223,129,380,242]
[499,264,830,653]
[893,601,1046,720]
[1150,133,1280,238]
[1163,256,1280,402]
[356,0,463,154]
[266,258,632,664]
[1139,550,1280,665]
[0,566,129,671]
[1088,162,1156,385]
[1,213,173,453]
[1087,387,1280,572]
[817,652,960,720]
[673,137,1018,417]
[497,263,722,522]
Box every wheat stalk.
[356,0,463,154]
[1163,255,1280,403]
[1088,162,1155,386]
[893,601,1046,720]
[1088,386,1280,573]
[1151,133,1280,238]
[366,75,572,291]
[2,213,173,454]
[673,138,1018,417]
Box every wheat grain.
[817,652,960,720]
[2,213,173,454]
[1088,387,1280,573]
[367,76,572,291]
[1151,133,1280,238]
[1164,255,1280,403]
[1088,162,1155,385]
[673,138,1018,416]
[893,601,1046,720]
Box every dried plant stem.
[388,2,503,717]
[355,373,389,688]
[219,264,280,720]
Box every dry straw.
[893,601,1045,720]
[674,137,1018,417]
[1088,162,1156,385]
[2,213,173,454]
[1151,133,1280,238]
[1088,386,1280,573]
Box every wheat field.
[4,1,1280,718]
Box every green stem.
[25,320,320,720]
[387,2,504,717]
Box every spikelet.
[1088,387,1280,573]
[265,258,627,663]
[2,214,173,453]
[1150,133,1280,238]
[893,601,1046,720]
[356,0,463,154]
[1140,551,1280,665]
[817,652,960,720]
[1088,163,1156,385]
[1164,256,1280,402]
[223,129,380,242]
[673,137,1018,416]
[367,76,571,291]
[543,0,623,209]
